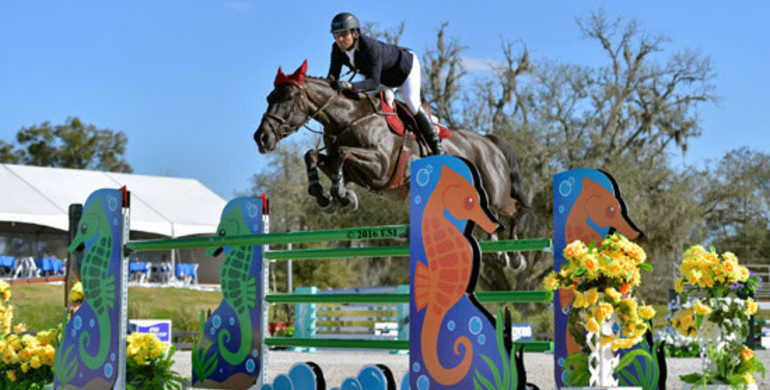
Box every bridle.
[261,81,339,139]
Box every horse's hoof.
[510,253,527,273]
[344,191,358,211]
[308,183,325,198]
[319,200,337,214]
[494,252,510,269]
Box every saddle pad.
[380,91,452,140]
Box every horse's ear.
[274,66,290,86]
[289,60,308,87]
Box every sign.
[511,322,533,341]
[374,322,398,337]
[129,319,172,344]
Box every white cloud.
[224,2,251,11]
[460,57,504,73]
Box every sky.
[1,1,768,200]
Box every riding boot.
[415,107,444,156]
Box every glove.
[331,80,352,91]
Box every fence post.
[393,284,409,355]
[292,286,317,352]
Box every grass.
[10,284,223,332]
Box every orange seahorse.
[414,165,501,386]
[560,176,641,355]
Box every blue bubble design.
[447,320,455,331]
[71,329,77,337]
[417,375,430,390]
[478,334,486,344]
[412,362,420,372]
[104,363,113,377]
[559,180,572,197]
[108,196,118,211]
[212,314,221,328]
[416,168,431,186]
[110,353,116,362]
[73,315,82,330]
[90,318,95,328]
[230,317,236,326]
[414,195,421,205]
[246,359,256,373]
[469,316,483,335]
[558,357,565,367]
[210,327,216,335]
[253,349,259,358]
[247,202,259,218]
[558,205,565,214]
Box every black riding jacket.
[327,35,413,92]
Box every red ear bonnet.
[273,60,308,87]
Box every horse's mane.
[304,75,364,101]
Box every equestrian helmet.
[331,12,360,32]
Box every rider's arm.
[351,37,382,92]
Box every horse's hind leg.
[304,150,336,213]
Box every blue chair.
[129,262,150,283]
[0,256,15,277]
[175,263,198,285]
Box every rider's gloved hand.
[331,80,352,91]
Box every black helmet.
[331,12,360,33]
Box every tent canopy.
[0,163,227,237]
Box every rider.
[327,12,444,156]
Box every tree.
[1,116,132,172]
[702,148,770,261]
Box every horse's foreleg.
[304,150,335,213]
[320,148,358,212]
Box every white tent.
[0,163,226,237]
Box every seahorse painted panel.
[553,169,658,389]
[55,188,124,389]
[193,197,263,389]
[410,156,527,389]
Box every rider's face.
[334,29,357,51]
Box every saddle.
[378,91,452,141]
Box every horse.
[253,61,529,271]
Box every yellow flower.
[564,240,588,260]
[30,355,42,369]
[585,317,601,334]
[746,298,758,316]
[600,336,613,346]
[694,300,711,315]
[721,260,736,276]
[543,273,559,291]
[13,323,26,333]
[6,369,16,382]
[573,293,586,309]
[20,362,29,373]
[605,287,622,302]
[639,305,656,320]
[584,288,599,306]
[741,348,754,362]
[742,372,756,384]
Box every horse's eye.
[80,223,87,234]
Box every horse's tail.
[483,134,529,210]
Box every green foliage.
[126,345,186,390]
[474,308,518,390]
[0,116,131,172]
[563,352,589,386]
[192,309,217,383]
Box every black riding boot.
[415,107,444,156]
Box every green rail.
[266,290,549,304]
[125,225,409,252]
[265,337,552,352]
[265,238,552,260]
[125,225,551,256]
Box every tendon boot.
[415,107,444,156]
